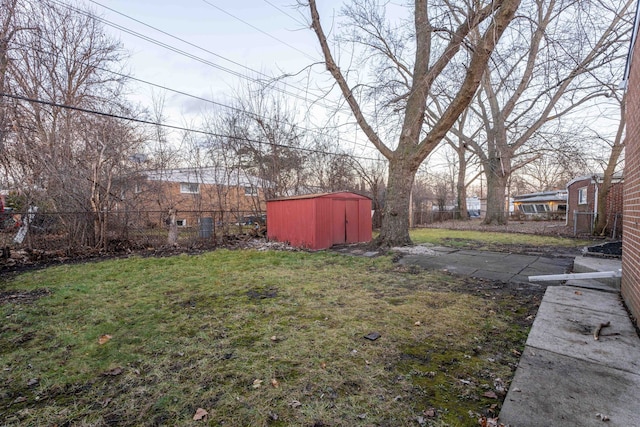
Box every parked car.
[239,215,266,226]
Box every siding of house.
[622,22,640,326]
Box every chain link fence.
[0,209,267,255]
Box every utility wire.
[199,0,319,62]
[11,40,377,154]
[72,0,376,155]
[0,92,386,163]
[75,0,329,106]
[50,0,381,157]
[263,0,309,28]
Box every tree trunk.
[455,148,468,220]
[167,208,178,245]
[375,158,417,247]
[484,159,509,225]
[594,96,625,236]
[594,143,624,236]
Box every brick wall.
[622,27,640,326]
[606,182,624,235]
[567,177,594,231]
[129,180,265,227]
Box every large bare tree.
[458,0,633,224]
[1,0,140,247]
[305,0,520,246]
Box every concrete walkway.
[395,246,640,426]
[398,246,574,285]
[499,283,640,426]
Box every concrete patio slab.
[500,346,640,427]
[501,284,640,426]
[526,296,640,373]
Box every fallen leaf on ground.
[478,416,503,427]
[193,408,208,421]
[12,396,27,404]
[414,321,421,326]
[289,400,302,408]
[320,362,326,369]
[252,379,263,389]
[575,291,583,295]
[270,335,278,341]
[596,413,610,422]
[102,367,123,376]
[483,391,498,399]
[424,408,436,417]
[98,334,112,345]
[271,378,279,388]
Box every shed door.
[331,199,360,245]
[345,200,359,243]
[332,200,347,244]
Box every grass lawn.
[1,249,537,426]
[410,228,590,251]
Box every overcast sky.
[79,1,337,119]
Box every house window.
[244,186,258,196]
[180,182,199,194]
[535,204,549,213]
[176,219,187,227]
[520,204,535,214]
[578,187,587,205]
[134,183,142,194]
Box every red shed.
[266,192,372,250]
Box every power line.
[200,0,319,62]
[11,40,377,154]
[74,0,329,106]
[263,0,309,28]
[48,0,382,157]
[66,0,378,155]
[0,92,386,163]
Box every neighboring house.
[124,167,267,227]
[565,173,623,235]
[622,0,640,327]
[512,190,567,219]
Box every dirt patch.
[0,288,50,305]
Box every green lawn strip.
[1,250,532,426]
[410,228,590,249]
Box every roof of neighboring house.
[143,167,266,188]
[566,173,624,188]
[513,190,567,204]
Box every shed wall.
[267,199,317,248]
[266,192,372,250]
